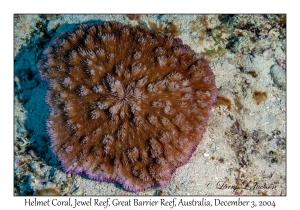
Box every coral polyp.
[39,22,217,192]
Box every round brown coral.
[39,22,217,192]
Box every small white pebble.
[263,49,274,60]
[240,168,246,173]
[204,153,209,157]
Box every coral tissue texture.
[39,22,217,192]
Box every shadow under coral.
[14,27,59,168]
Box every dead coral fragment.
[148,20,180,36]
[34,188,61,196]
[253,90,268,105]
[39,22,217,192]
[214,95,232,111]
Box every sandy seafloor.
[14,14,286,196]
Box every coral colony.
[39,22,217,192]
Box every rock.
[270,64,286,90]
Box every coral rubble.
[39,22,217,192]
